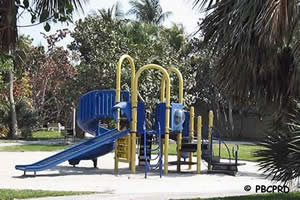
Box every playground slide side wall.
[15,128,130,172]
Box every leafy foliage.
[195,0,300,108]
[256,100,300,183]
[26,45,76,126]
[69,14,197,111]
[128,0,172,24]
[15,0,88,31]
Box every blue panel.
[170,103,185,132]
[77,90,130,135]
[182,111,190,137]
[154,103,166,134]
[137,101,146,134]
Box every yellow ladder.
[115,134,131,163]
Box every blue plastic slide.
[15,128,129,173]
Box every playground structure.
[15,55,244,177]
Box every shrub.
[256,101,300,184]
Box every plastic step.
[168,161,197,165]
[212,163,238,171]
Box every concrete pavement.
[0,151,283,200]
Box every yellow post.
[161,67,184,172]
[189,106,194,169]
[115,55,135,171]
[208,110,214,170]
[197,116,202,174]
[177,133,182,172]
[133,64,171,175]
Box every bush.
[0,102,9,138]
[256,100,300,184]
[16,99,38,138]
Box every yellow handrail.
[115,55,136,171]
[160,67,184,104]
[132,64,171,175]
[116,55,136,103]
[160,67,184,172]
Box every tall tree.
[0,0,88,138]
[128,0,172,24]
[98,2,124,22]
[193,0,300,107]
[193,0,300,183]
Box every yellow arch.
[160,67,184,104]
[115,55,135,171]
[116,55,136,102]
[131,64,171,175]
[160,67,184,172]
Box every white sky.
[18,0,201,47]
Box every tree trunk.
[228,100,234,135]
[8,71,18,139]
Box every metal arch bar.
[160,67,184,104]
[160,67,184,172]
[115,55,136,171]
[116,54,136,103]
[133,64,171,175]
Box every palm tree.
[128,0,172,24]
[0,0,87,138]
[99,2,124,22]
[193,0,300,183]
[193,0,300,107]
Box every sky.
[18,0,202,47]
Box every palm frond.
[34,0,88,21]
[128,0,171,24]
[256,100,300,183]
[198,0,300,106]
[156,11,172,25]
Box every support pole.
[161,67,184,174]
[177,132,182,172]
[188,107,194,169]
[72,108,76,138]
[197,116,202,174]
[208,110,214,171]
[115,55,136,172]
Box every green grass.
[0,189,94,200]
[0,144,69,152]
[181,192,300,200]
[153,143,264,161]
[32,131,64,139]
[213,144,264,161]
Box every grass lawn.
[153,143,264,161]
[32,130,64,139]
[0,144,69,152]
[0,189,94,200]
[212,143,264,161]
[182,192,300,200]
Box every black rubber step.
[181,143,209,153]
[212,163,238,171]
[168,161,197,165]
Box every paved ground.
[0,149,286,200]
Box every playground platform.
[1,151,278,200]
